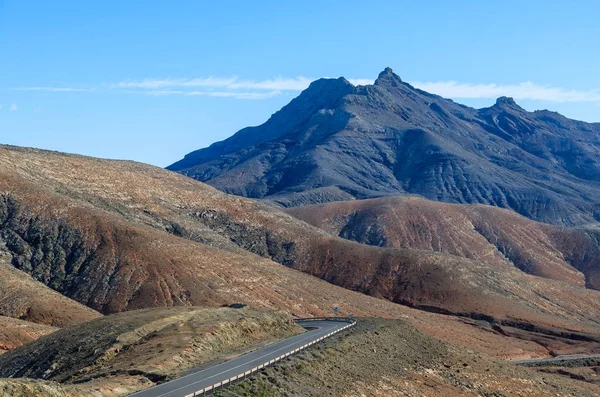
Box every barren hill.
[286,196,600,290]
[0,253,99,355]
[1,144,600,358]
[168,68,600,226]
[0,307,301,395]
[4,314,600,397]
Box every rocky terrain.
[2,144,600,395]
[0,253,100,356]
[3,313,599,397]
[169,68,600,226]
[286,196,600,290]
[0,307,301,396]
[0,255,101,327]
[0,379,85,397]
[1,144,600,359]
[221,318,600,397]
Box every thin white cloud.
[411,81,600,103]
[348,78,375,86]
[114,76,312,91]
[114,77,238,89]
[12,76,600,103]
[141,89,282,100]
[9,103,17,111]
[0,104,3,111]
[13,87,89,92]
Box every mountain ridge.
[3,144,600,331]
[168,68,600,226]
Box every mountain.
[2,144,600,354]
[168,67,600,226]
[286,196,600,290]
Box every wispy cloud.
[12,76,600,103]
[411,81,600,103]
[138,89,282,100]
[348,78,375,86]
[0,104,3,111]
[9,103,17,111]
[114,77,238,89]
[13,87,90,92]
[14,77,310,100]
[114,76,313,91]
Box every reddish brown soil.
[0,316,56,354]
[0,145,599,359]
[286,196,600,289]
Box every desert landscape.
[0,139,599,395]
[2,6,600,394]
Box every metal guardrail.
[294,317,355,323]
[184,318,357,397]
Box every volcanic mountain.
[168,68,600,226]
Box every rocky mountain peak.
[374,67,403,87]
[305,76,353,93]
[295,77,355,110]
[495,96,520,108]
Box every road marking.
[154,323,342,397]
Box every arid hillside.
[222,319,600,397]
[286,196,600,290]
[221,318,600,397]
[4,314,600,397]
[0,254,100,355]
[0,316,56,355]
[1,144,600,360]
[0,307,301,396]
[0,255,101,327]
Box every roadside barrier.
[185,318,356,396]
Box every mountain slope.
[168,68,600,226]
[0,316,56,355]
[1,144,600,356]
[0,255,101,327]
[0,308,300,395]
[286,196,600,290]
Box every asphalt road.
[514,354,600,366]
[128,319,354,397]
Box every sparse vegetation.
[0,307,302,396]
[220,319,600,396]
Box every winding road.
[128,318,355,397]
[514,354,600,366]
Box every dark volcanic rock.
[168,68,600,226]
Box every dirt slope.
[7,317,599,397]
[286,196,600,290]
[0,307,301,396]
[0,145,600,357]
[222,319,600,397]
[0,316,56,355]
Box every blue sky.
[1,1,599,166]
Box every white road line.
[158,324,340,397]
